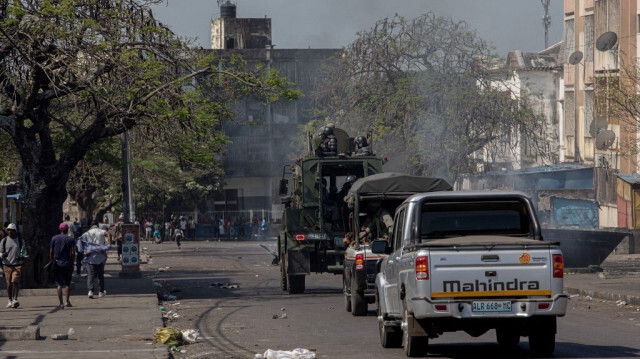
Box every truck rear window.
[420,201,530,239]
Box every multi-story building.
[563,0,637,173]
[209,2,339,222]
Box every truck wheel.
[377,290,401,348]
[344,280,352,312]
[280,254,288,291]
[496,326,520,349]
[529,317,556,356]
[288,274,305,294]
[351,278,367,316]
[402,303,428,357]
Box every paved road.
[147,240,640,359]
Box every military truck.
[343,173,452,316]
[278,127,384,294]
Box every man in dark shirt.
[50,222,76,309]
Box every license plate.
[306,233,326,240]
[471,301,512,312]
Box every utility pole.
[541,0,551,49]
[121,131,135,224]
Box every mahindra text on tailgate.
[429,247,560,306]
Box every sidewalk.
[0,252,167,358]
[564,253,640,305]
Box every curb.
[565,287,640,306]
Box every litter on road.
[254,348,316,359]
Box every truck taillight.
[553,254,563,278]
[355,253,364,271]
[295,234,305,241]
[415,256,429,280]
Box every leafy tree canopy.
[313,13,552,182]
[0,0,297,286]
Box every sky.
[150,0,564,56]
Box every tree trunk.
[19,168,68,288]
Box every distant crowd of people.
[197,215,269,241]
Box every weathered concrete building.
[563,0,638,173]
[480,46,564,171]
[208,2,339,221]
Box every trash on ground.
[170,346,186,354]
[154,327,183,347]
[617,300,628,306]
[164,294,178,301]
[254,348,316,359]
[585,296,593,301]
[67,328,75,337]
[588,264,603,273]
[211,282,240,289]
[165,310,181,319]
[569,294,579,298]
[158,306,166,311]
[181,329,201,343]
[51,333,68,340]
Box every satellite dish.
[590,116,608,137]
[596,31,618,51]
[595,129,616,150]
[568,51,583,65]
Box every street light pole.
[121,130,135,224]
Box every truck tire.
[529,317,556,356]
[280,254,288,291]
[377,290,401,348]
[288,274,305,294]
[344,280,352,312]
[402,302,428,357]
[351,278,367,316]
[496,326,520,349]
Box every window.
[420,201,531,239]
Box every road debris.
[211,282,240,289]
[154,327,182,346]
[181,329,200,343]
[254,348,316,359]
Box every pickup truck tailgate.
[429,247,553,299]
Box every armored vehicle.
[278,127,384,294]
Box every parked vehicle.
[342,173,451,316]
[374,191,567,357]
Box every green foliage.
[0,0,299,247]
[313,13,552,181]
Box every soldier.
[358,200,393,243]
[354,136,373,156]
[315,124,338,156]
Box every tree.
[0,0,297,286]
[313,13,552,182]
[594,56,640,166]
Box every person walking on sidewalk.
[114,214,124,261]
[77,219,111,299]
[50,222,75,309]
[0,223,27,308]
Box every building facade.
[563,0,638,173]
[208,2,339,221]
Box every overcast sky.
[150,0,563,56]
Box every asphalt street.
[145,240,640,359]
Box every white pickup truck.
[373,191,567,357]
